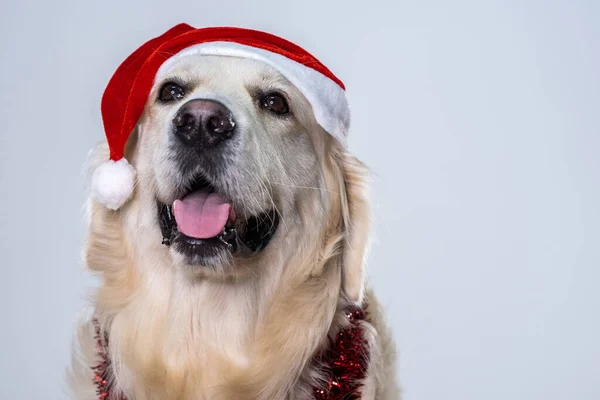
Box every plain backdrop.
[1,0,598,399]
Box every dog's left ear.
[336,150,371,305]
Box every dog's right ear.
[334,150,371,305]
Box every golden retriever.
[68,50,399,399]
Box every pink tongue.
[172,191,232,239]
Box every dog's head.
[87,51,370,303]
[146,55,322,269]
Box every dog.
[68,26,399,400]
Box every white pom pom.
[90,158,136,210]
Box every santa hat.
[92,23,350,210]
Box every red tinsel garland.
[92,320,127,400]
[92,307,368,399]
[313,307,369,400]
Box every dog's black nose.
[172,99,236,147]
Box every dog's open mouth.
[157,175,279,263]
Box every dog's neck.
[93,305,369,400]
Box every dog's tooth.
[218,235,232,247]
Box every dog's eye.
[159,83,186,102]
[261,93,289,115]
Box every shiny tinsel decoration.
[91,319,126,400]
[312,307,369,400]
[92,307,368,399]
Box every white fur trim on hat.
[155,41,351,144]
[90,158,136,210]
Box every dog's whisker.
[270,182,339,194]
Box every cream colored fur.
[68,56,399,399]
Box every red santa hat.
[92,23,350,210]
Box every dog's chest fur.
[72,299,377,400]
[112,279,257,394]
[92,306,371,400]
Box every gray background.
[1,0,598,399]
